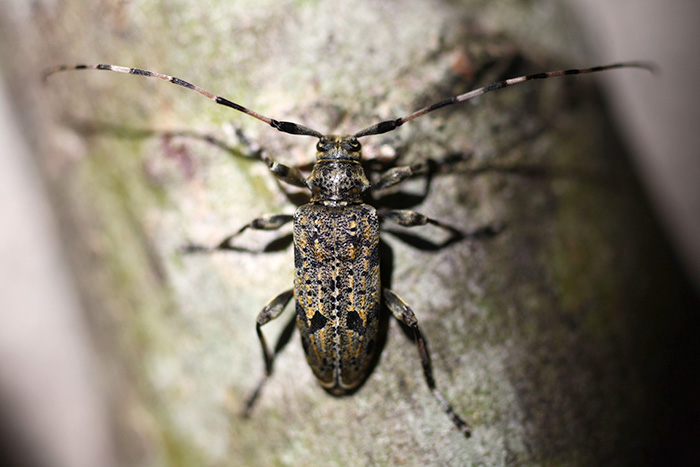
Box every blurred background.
[0,0,698,465]
[573,0,700,292]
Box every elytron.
[45,60,652,437]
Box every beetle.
[44,60,653,437]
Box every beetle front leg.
[232,125,310,189]
[182,214,294,253]
[243,288,294,416]
[374,152,474,190]
[374,160,430,190]
[384,288,471,438]
[259,153,308,188]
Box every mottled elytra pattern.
[44,59,654,438]
[294,203,380,393]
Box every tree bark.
[1,0,697,465]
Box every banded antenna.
[44,61,655,139]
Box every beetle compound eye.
[316,140,332,152]
[345,138,361,152]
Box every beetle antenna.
[354,61,656,138]
[43,64,324,139]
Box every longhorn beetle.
[44,60,653,437]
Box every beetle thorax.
[307,135,370,204]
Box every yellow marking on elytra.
[298,229,307,249]
[363,219,372,238]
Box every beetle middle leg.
[384,288,472,437]
[380,208,504,250]
[182,214,294,253]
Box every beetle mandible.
[44,61,653,437]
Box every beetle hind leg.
[384,288,471,438]
[242,289,294,416]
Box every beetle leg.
[374,160,430,190]
[260,153,308,188]
[230,125,310,188]
[381,208,504,244]
[384,288,471,438]
[374,152,474,190]
[379,209,463,247]
[243,288,294,416]
[380,208,458,231]
[182,214,294,253]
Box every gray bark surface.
[1,0,697,465]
